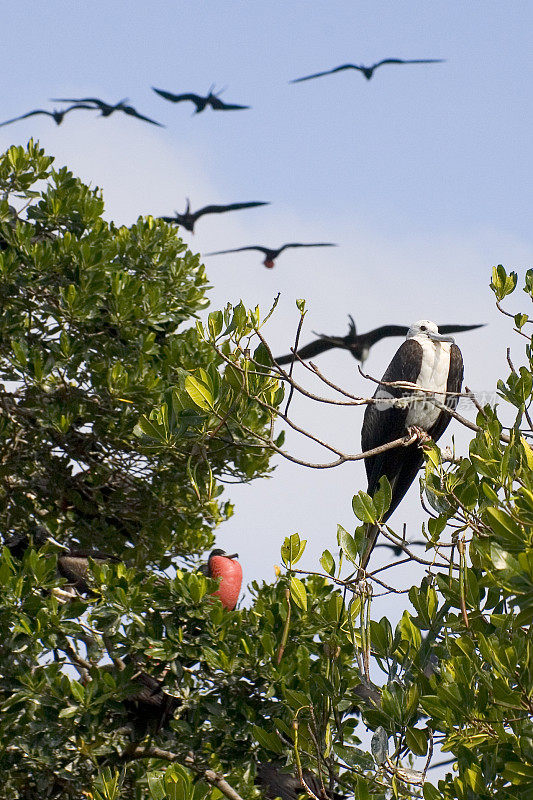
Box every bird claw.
[407,426,432,445]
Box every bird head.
[206,549,242,610]
[263,258,275,269]
[407,320,455,344]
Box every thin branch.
[284,310,307,416]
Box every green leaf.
[185,374,214,411]
[352,491,377,524]
[337,525,360,565]
[290,576,307,611]
[252,725,283,754]
[320,549,335,576]
[371,726,388,764]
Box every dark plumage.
[50,97,163,126]
[152,86,249,113]
[275,316,483,365]
[161,200,269,233]
[291,58,445,83]
[0,104,95,128]
[256,762,345,800]
[124,670,181,733]
[205,242,337,269]
[359,321,464,576]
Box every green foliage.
[1,147,532,800]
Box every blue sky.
[2,2,533,610]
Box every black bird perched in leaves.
[50,97,163,126]
[160,199,269,233]
[206,242,337,269]
[0,104,95,128]
[124,670,181,733]
[358,321,464,578]
[291,58,445,83]
[152,86,249,113]
[275,316,483,365]
[256,763,345,800]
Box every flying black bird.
[198,549,242,610]
[275,316,483,365]
[160,200,269,233]
[374,539,426,557]
[205,242,337,269]
[256,762,345,800]
[50,97,163,126]
[358,320,464,578]
[0,104,95,128]
[152,86,249,113]
[291,58,445,83]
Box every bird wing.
[205,246,268,256]
[50,97,104,107]
[363,325,409,346]
[208,95,249,110]
[437,323,484,334]
[0,110,51,126]
[152,88,201,105]
[290,64,360,82]
[275,337,340,365]
[279,242,337,252]
[374,58,445,68]
[122,107,163,126]
[195,201,269,218]
[426,342,464,443]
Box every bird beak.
[428,331,455,344]
[226,553,239,559]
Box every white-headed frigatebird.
[205,242,337,269]
[275,315,483,365]
[160,200,269,233]
[358,320,464,577]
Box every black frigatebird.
[50,97,163,126]
[358,320,464,577]
[291,58,445,83]
[124,670,181,733]
[152,86,249,113]
[205,242,337,269]
[256,762,345,800]
[160,200,269,233]
[275,316,483,365]
[199,549,242,610]
[374,539,426,557]
[0,104,95,128]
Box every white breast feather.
[405,336,451,430]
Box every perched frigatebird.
[256,762,345,800]
[0,104,95,128]
[291,58,445,83]
[200,549,242,610]
[205,242,337,269]
[358,320,464,577]
[161,200,269,233]
[152,86,249,113]
[50,96,163,126]
[124,670,181,733]
[275,316,483,365]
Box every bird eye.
[420,325,427,331]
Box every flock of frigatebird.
[0,57,446,269]
[2,54,484,797]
